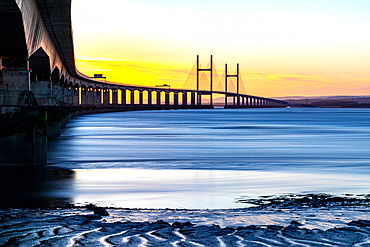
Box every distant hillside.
[273,96,370,108]
[211,95,370,107]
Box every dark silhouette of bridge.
[0,0,287,166]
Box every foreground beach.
[1,198,370,246]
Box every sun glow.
[76,57,190,89]
[72,0,370,97]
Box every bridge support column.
[103,89,109,105]
[59,86,65,103]
[52,83,63,105]
[95,89,102,105]
[121,89,126,105]
[147,91,152,105]
[198,94,202,105]
[60,86,66,103]
[81,88,87,105]
[139,91,143,105]
[182,92,187,106]
[81,88,88,105]
[174,93,179,106]
[131,90,135,105]
[165,92,170,105]
[0,62,29,106]
[237,95,240,106]
[67,87,73,105]
[31,80,54,106]
[156,91,161,105]
[73,87,79,105]
[112,90,118,105]
[0,107,47,166]
[191,92,196,106]
[87,88,95,105]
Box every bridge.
[0,0,288,166]
[0,0,287,110]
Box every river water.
[4,108,370,209]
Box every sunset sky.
[72,0,370,97]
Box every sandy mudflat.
[1,205,370,246]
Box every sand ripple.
[1,208,370,246]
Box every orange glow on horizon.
[76,57,370,98]
[76,58,190,90]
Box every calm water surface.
[37,108,370,208]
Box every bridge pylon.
[196,55,213,105]
[225,63,239,106]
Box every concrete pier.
[0,107,47,166]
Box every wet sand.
[1,205,370,246]
[1,167,369,245]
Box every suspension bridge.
[69,55,287,109]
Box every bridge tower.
[224,63,239,106]
[196,55,213,105]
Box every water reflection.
[69,168,370,209]
[0,166,75,208]
[44,108,370,209]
